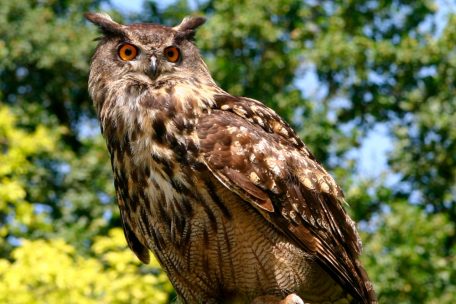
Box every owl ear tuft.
[175,16,206,32]
[173,16,206,41]
[85,12,126,37]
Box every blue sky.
[111,0,164,12]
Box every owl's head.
[85,13,212,88]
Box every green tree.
[0,228,172,303]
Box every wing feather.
[117,195,151,264]
[197,95,376,303]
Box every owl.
[85,12,377,304]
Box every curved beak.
[149,55,158,78]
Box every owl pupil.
[125,49,132,56]
[167,51,174,57]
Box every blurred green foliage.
[0,228,172,303]
[0,0,454,303]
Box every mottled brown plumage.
[85,12,377,304]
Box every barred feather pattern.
[87,14,377,304]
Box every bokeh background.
[1,0,455,303]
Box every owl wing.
[116,187,151,264]
[107,142,151,265]
[197,94,373,302]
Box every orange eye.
[118,44,138,61]
[164,46,180,63]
